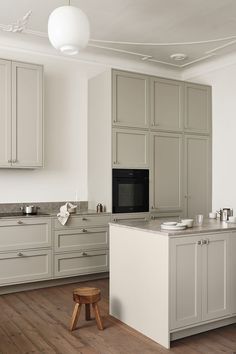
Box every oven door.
[112,172,149,213]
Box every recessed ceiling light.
[170,53,188,61]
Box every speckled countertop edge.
[109,219,236,237]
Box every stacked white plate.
[161,221,187,231]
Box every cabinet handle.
[17,252,24,257]
[82,252,88,256]
[17,220,23,225]
[82,228,87,232]
[202,239,207,245]
[197,240,202,245]
[82,217,87,221]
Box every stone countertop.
[0,210,111,219]
[109,218,236,237]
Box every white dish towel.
[57,202,77,225]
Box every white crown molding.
[182,51,236,80]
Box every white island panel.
[109,224,170,348]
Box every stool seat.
[70,286,104,331]
[73,287,101,304]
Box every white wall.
[0,49,105,203]
[187,61,236,212]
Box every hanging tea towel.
[57,202,77,225]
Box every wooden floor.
[0,278,236,354]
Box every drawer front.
[0,218,52,252]
[0,250,52,286]
[54,215,110,230]
[54,227,109,253]
[54,250,109,278]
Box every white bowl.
[181,219,194,228]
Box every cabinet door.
[150,77,183,131]
[151,132,183,211]
[0,59,11,167]
[184,135,211,217]
[202,233,230,321]
[0,249,52,286]
[113,128,149,168]
[54,249,109,278]
[112,70,149,128]
[231,232,236,314]
[185,83,211,133]
[12,62,43,168]
[170,235,202,329]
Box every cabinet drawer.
[0,218,52,252]
[54,227,109,253]
[53,215,110,230]
[0,249,52,286]
[54,250,109,278]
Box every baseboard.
[0,272,109,295]
[170,316,236,341]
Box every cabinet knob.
[82,228,87,232]
[82,252,88,256]
[17,220,23,225]
[82,217,87,221]
[202,240,207,245]
[197,240,202,245]
[17,252,23,257]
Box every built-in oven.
[112,169,149,213]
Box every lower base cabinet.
[0,249,52,286]
[54,250,109,278]
[170,232,230,330]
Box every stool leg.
[70,303,82,331]
[85,304,91,321]
[92,302,103,330]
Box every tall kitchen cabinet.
[88,69,212,216]
[0,59,43,168]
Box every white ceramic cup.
[228,216,236,223]
[209,212,217,219]
[181,219,194,228]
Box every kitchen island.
[109,219,236,348]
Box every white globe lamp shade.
[48,6,90,55]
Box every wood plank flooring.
[0,278,236,354]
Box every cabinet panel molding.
[112,70,149,128]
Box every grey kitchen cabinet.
[184,83,211,134]
[170,232,230,330]
[0,59,43,168]
[0,59,11,167]
[112,70,149,129]
[150,77,183,131]
[231,232,236,314]
[184,134,211,218]
[53,213,110,279]
[0,217,52,286]
[113,128,149,168]
[150,132,183,212]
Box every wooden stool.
[70,287,104,331]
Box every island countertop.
[109,218,236,236]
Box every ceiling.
[0,0,236,70]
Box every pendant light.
[48,0,90,55]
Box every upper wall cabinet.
[184,83,211,134]
[0,60,11,167]
[0,60,43,169]
[150,77,183,131]
[112,70,149,129]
